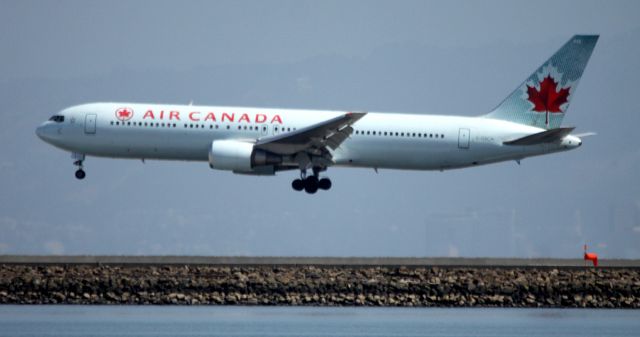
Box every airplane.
[36,35,598,194]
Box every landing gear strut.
[291,168,331,194]
[72,153,86,180]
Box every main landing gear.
[291,168,332,194]
[72,153,86,180]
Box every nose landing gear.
[74,166,86,180]
[72,153,86,180]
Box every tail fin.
[484,35,598,129]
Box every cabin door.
[84,114,97,134]
[458,128,470,149]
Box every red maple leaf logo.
[115,107,133,121]
[526,75,570,113]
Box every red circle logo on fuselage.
[115,107,134,121]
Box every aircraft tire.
[75,169,86,180]
[304,176,319,194]
[318,178,332,190]
[291,179,304,191]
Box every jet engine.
[208,140,282,174]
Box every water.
[0,306,638,337]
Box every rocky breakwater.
[0,264,638,307]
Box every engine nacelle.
[208,140,281,174]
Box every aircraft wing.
[255,112,366,155]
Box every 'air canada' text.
[142,110,283,124]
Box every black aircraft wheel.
[318,178,332,190]
[291,179,304,191]
[75,169,86,180]
[304,176,319,194]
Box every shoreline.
[1,255,639,268]
[1,262,638,308]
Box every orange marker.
[583,245,598,267]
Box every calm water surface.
[0,306,638,337]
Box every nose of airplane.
[36,124,45,140]
[35,122,56,143]
[35,124,45,139]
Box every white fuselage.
[36,102,581,172]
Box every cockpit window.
[49,115,65,123]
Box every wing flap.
[326,126,353,150]
[255,112,366,155]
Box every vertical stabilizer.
[484,35,598,129]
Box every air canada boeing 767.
[37,35,598,193]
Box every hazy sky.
[1,0,639,258]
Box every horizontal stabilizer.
[573,131,597,138]
[504,127,575,146]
